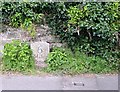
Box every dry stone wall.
[0,25,65,67]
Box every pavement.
[0,74,118,90]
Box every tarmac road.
[0,74,118,90]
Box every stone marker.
[30,41,49,67]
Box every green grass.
[1,47,118,76]
[45,47,118,75]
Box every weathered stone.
[1,39,12,46]
[40,35,56,42]
[0,33,7,41]
[1,25,64,49]
[40,25,50,30]
[51,43,63,48]
[7,31,20,39]
[1,25,65,67]
[30,41,49,64]
[36,28,47,36]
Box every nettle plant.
[2,40,35,72]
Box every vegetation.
[44,2,120,73]
[46,47,69,71]
[1,2,120,74]
[2,40,35,72]
[2,2,44,37]
[45,47,117,74]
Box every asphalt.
[0,74,118,90]
[0,76,2,92]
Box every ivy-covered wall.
[1,2,120,72]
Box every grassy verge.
[45,47,118,75]
[1,47,118,76]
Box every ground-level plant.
[45,47,118,75]
[2,40,35,72]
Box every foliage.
[2,2,44,37]
[45,47,118,74]
[78,3,120,68]
[10,12,22,28]
[68,3,120,42]
[2,40,35,72]
[21,18,36,37]
[2,2,119,73]
[46,47,68,71]
[44,2,120,70]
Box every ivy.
[2,2,44,37]
[45,2,120,71]
[2,2,120,72]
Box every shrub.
[2,2,44,37]
[2,2,44,25]
[10,12,22,28]
[46,47,69,71]
[2,40,35,72]
[44,2,119,71]
[45,47,118,74]
[21,18,36,37]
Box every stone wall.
[0,25,64,48]
[0,25,65,67]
